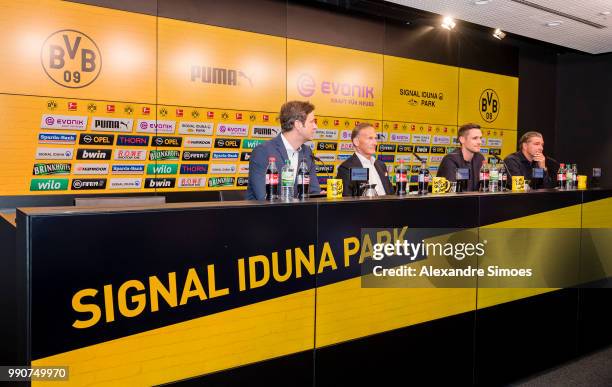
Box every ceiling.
[386,0,612,54]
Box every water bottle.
[489,160,499,192]
[280,159,295,200]
[572,164,578,189]
[296,158,310,199]
[395,160,408,195]
[479,163,490,192]
[557,163,566,190]
[499,164,508,191]
[418,161,429,195]
[565,163,573,190]
[265,157,279,200]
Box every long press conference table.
[1,188,611,386]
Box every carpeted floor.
[512,345,612,386]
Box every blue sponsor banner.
[337,154,352,161]
[480,148,489,154]
[39,133,77,142]
[377,154,395,163]
[212,151,239,160]
[112,165,145,173]
[180,164,209,174]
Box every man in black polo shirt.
[436,123,485,192]
[504,131,558,189]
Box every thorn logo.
[41,30,101,88]
[297,73,316,97]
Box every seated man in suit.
[504,131,558,188]
[247,100,321,200]
[436,123,485,191]
[336,122,393,196]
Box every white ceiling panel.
[387,0,612,54]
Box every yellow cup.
[512,176,525,191]
[326,179,344,198]
[577,175,587,190]
[432,177,451,194]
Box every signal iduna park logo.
[41,29,102,88]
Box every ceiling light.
[600,11,610,16]
[474,0,492,5]
[545,21,563,27]
[441,16,456,30]
[493,28,506,40]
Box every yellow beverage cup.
[432,177,451,194]
[327,179,344,198]
[577,175,587,190]
[511,176,525,191]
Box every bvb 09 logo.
[41,30,102,88]
[479,89,499,122]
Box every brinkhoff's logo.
[41,29,102,88]
[190,66,253,87]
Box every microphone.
[493,154,512,190]
[412,152,425,164]
[311,154,333,180]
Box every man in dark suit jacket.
[247,101,321,200]
[336,122,394,196]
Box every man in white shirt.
[336,122,394,196]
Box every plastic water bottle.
[280,159,294,200]
[490,160,499,192]
[296,158,310,199]
[565,163,573,190]
[265,157,279,200]
[572,164,578,189]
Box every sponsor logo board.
[208,176,235,187]
[145,177,176,188]
[152,136,182,147]
[433,135,451,145]
[315,153,337,162]
[251,126,280,138]
[146,163,178,175]
[35,147,74,160]
[41,115,87,130]
[236,177,248,187]
[73,163,109,175]
[180,164,208,174]
[116,135,148,146]
[91,117,133,132]
[112,165,145,174]
[178,177,206,188]
[136,120,176,134]
[71,178,106,190]
[184,137,212,148]
[79,133,114,145]
[109,178,142,189]
[389,133,411,143]
[214,138,241,148]
[216,124,248,137]
[39,132,77,144]
[178,122,214,135]
[150,150,180,161]
[242,139,265,149]
[315,129,339,140]
[412,134,431,144]
[30,178,68,191]
[209,164,237,174]
[114,149,147,161]
[182,151,210,161]
[212,151,239,160]
[32,163,71,175]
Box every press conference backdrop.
[0,0,518,196]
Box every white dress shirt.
[355,151,386,195]
[281,134,300,182]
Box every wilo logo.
[30,178,68,191]
[41,30,101,88]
